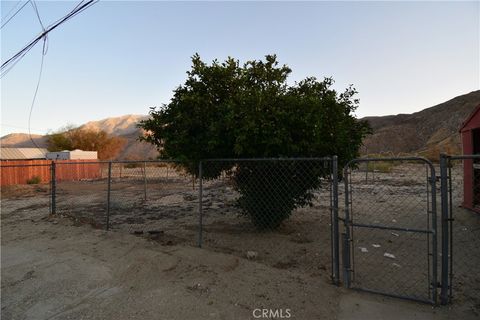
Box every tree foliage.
[47,127,126,160]
[140,54,371,229]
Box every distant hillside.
[80,114,148,136]
[362,90,480,157]
[2,91,479,160]
[0,133,48,148]
[0,115,159,160]
[78,114,158,160]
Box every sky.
[1,0,479,136]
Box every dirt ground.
[1,162,479,319]
[1,209,475,320]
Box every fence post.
[343,164,351,288]
[198,161,203,248]
[106,161,112,231]
[428,160,438,304]
[332,156,340,285]
[50,161,56,215]
[143,161,147,201]
[440,154,450,304]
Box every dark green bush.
[140,54,370,229]
[234,161,327,229]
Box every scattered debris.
[372,244,381,248]
[392,219,397,223]
[391,232,399,237]
[359,247,368,253]
[187,283,209,295]
[392,263,401,268]
[246,251,258,260]
[384,252,396,259]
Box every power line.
[0,0,29,29]
[1,0,99,150]
[1,0,98,78]
[28,38,47,149]
[30,0,45,31]
[1,0,22,21]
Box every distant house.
[45,149,98,160]
[0,147,48,160]
[459,104,480,212]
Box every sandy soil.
[1,210,474,320]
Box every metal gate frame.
[342,157,438,304]
[439,154,480,305]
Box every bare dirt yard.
[0,202,476,319]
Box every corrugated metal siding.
[0,148,47,160]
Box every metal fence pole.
[106,161,112,231]
[143,161,147,201]
[198,161,203,248]
[429,162,438,304]
[332,156,340,285]
[50,161,56,215]
[440,154,450,304]
[343,165,352,288]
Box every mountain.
[0,133,48,148]
[361,90,480,158]
[2,91,479,160]
[78,114,159,160]
[80,114,148,136]
[0,115,159,160]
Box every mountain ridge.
[361,90,480,156]
[1,90,479,159]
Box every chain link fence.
[2,155,479,307]
[440,155,480,312]
[55,160,199,246]
[199,158,337,282]
[1,163,52,223]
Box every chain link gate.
[342,157,438,303]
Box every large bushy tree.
[140,54,370,229]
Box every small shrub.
[26,176,41,184]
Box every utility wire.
[30,0,45,30]
[1,0,98,150]
[28,38,47,149]
[0,0,29,29]
[1,0,22,21]
[1,0,98,78]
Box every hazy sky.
[1,1,479,136]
